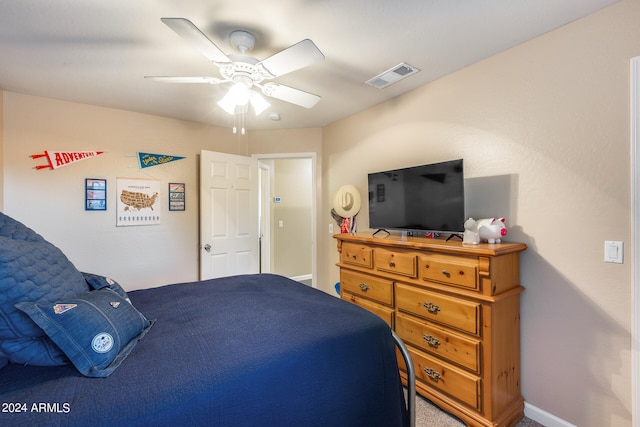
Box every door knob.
[204,244,211,252]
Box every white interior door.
[200,150,259,280]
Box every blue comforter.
[0,274,406,426]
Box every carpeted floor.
[412,392,544,427]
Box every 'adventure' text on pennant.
[137,152,186,169]
[31,151,104,170]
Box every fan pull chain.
[232,111,246,134]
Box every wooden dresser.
[334,233,526,427]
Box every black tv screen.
[368,159,465,233]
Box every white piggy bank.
[476,217,507,243]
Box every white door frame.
[630,56,639,427]
[258,160,272,273]
[253,152,317,288]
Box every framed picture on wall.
[85,178,107,211]
[116,178,161,226]
[168,182,185,211]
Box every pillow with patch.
[0,214,90,340]
[0,212,90,367]
[82,272,130,302]
[16,288,154,377]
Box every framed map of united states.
[116,178,161,226]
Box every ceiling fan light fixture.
[217,92,238,115]
[217,82,253,115]
[151,18,325,118]
[249,93,270,115]
[228,82,251,106]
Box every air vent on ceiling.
[365,62,420,89]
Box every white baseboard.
[525,402,577,427]
[289,274,312,282]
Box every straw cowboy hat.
[332,185,361,218]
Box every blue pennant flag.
[137,152,186,169]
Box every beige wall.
[2,91,247,290]
[1,92,323,292]
[248,128,322,155]
[321,1,637,425]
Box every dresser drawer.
[395,312,480,373]
[341,270,393,306]
[398,346,481,411]
[341,243,373,268]
[342,292,394,328]
[374,248,417,277]
[420,254,478,291]
[395,283,480,335]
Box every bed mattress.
[0,274,406,426]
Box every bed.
[0,212,412,426]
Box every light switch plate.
[604,241,624,263]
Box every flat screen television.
[368,159,465,234]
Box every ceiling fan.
[146,18,325,116]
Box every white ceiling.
[0,0,619,131]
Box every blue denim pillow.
[16,289,153,377]
[82,272,130,302]
[0,212,90,342]
[0,212,90,368]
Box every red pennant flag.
[31,151,104,170]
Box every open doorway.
[256,153,317,288]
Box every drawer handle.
[423,367,442,382]
[422,302,440,314]
[358,283,370,292]
[423,334,441,348]
[389,260,396,267]
[441,269,450,278]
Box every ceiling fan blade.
[144,76,224,84]
[161,18,231,64]
[261,83,320,108]
[258,39,324,77]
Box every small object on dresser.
[333,185,361,233]
[462,218,480,244]
[476,217,508,243]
